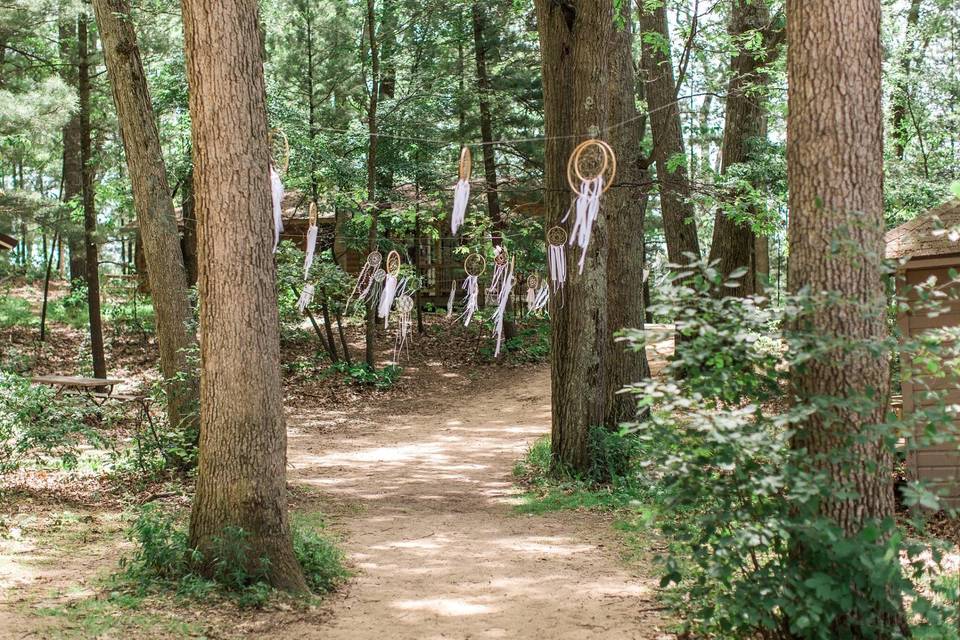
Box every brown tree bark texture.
[58,17,86,283]
[92,0,199,431]
[181,0,306,591]
[786,0,894,536]
[638,3,701,265]
[708,0,778,297]
[535,0,649,470]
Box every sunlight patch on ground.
[492,537,594,557]
[392,597,495,616]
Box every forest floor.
[0,281,674,639]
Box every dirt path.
[284,366,670,640]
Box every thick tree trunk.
[638,2,701,265]
[787,0,903,632]
[181,0,306,592]
[707,0,782,296]
[536,0,647,471]
[58,16,86,284]
[891,0,922,161]
[92,0,199,433]
[78,11,107,380]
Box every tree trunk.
[787,0,903,632]
[364,0,380,370]
[638,2,701,265]
[536,0,642,472]
[603,5,651,427]
[59,15,86,285]
[891,0,922,161]
[78,11,107,380]
[707,0,782,296]
[471,1,515,341]
[182,169,199,287]
[92,0,199,433]
[181,0,306,592]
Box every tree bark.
[638,2,701,265]
[78,10,107,380]
[364,0,380,370]
[707,0,782,297]
[891,0,922,161]
[536,0,648,471]
[181,169,199,287]
[92,0,199,433]
[787,0,903,632]
[58,15,86,284]
[181,0,306,592]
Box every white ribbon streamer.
[451,179,470,235]
[567,176,603,274]
[303,224,318,279]
[270,166,284,253]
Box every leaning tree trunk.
[78,11,107,380]
[787,0,904,633]
[707,0,783,296]
[603,5,651,427]
[92,0,199,434]
[638,2,701,265]
[181,0,306,592]
[536,0,646,472]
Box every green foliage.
[480,320,550,362]
[619,259,960,639]
[121,504,348,607]
[328,362,401,390]
[0,371,103,473]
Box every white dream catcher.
[377,250,402,325]
[525,274,538,311]
[565,139,616,274]
[489,245,509,292]
[547,225,568,300]
[491,257,515,357]
[459,253,485,327]
[303,201,319,279]
[451,146,472,236]
[346,250,382,311]
[394,294,414,361]
[269,128,290,254]
[526,274,549,314]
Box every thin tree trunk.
[182,168,199,287]
[787,0,905,632]
[59,15,86,285]
[92,0,199,432]
[181,0,307,592]
[364,0,380,370]
[707,0,783,296]
[892,0,923,161]
[638,1,701,265]
[78,10,107,380]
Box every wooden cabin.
[886,199,960,508]
[0,232,17,252]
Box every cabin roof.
[0,232,17,251]
[885,199,960,260]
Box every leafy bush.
[0,371,103,472]
[328,362,401,390]
[481,320,550,363]
[121,504,348,606]
[620,259,960,639]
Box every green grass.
[0,295,33,328]
[36,593,203,639]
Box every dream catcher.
[269,128,290,254]
[303,201,319,279]
[451,147,472,236]
[490,245,509,293]
[377,250,402,324]
[296,284,314,313]
[459,253,485,327]
[394,294,414,361]
[565,139,616,273]
[526,274,548,313]
[346,251,382,311]
[446,280,457,318]
[547,225,568,299]
[525,274,539,311]
[491,257,515,357]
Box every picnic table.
[31,375,126,405]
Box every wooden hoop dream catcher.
[451,146,472,236]
[378,250,403,324]
[564,139,617,274]
[459,253,486,327]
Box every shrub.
[329,362,401,390]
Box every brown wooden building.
[886,199,960,507]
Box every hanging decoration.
[296,284,314,313]
[303,202,319,279]
[565,139,616,273]
[269,129,290,254]
[547,225,568,299]
[525,274,540,312]
[446,280,457,318]
[459,253,485,327]
[530,281,550,313]
[346,251,382,310]
[451,146,472,236]
[394,294,414,361]
[377,250,402,325]
[491,258,515,357]
[490,245,509,292]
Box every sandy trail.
[284,366,669,640]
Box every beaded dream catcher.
[451,147,472,235]
[565,139,616,273]
[268,129,290,253]
[303,201,319,279]
[547,225,568,299]
[459,253,485,327]
[491,257,515,357]
[346,251,382,311]
[377,250,402,325]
